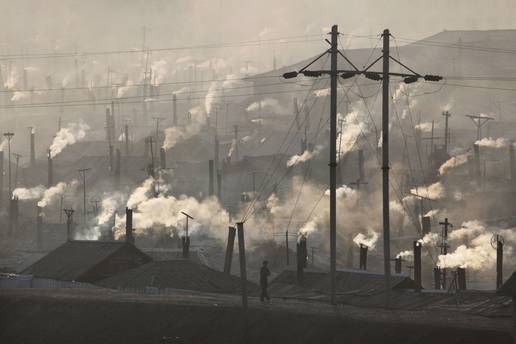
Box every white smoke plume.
[414,122,435,133]
[353,229,379,249]
[97,193,127,226]
[12,185,46,200]
[287,145,323,167]
[49,120,90,158]
[438,153,469,175]
[410,181,445,200]
[162,106,205,151]
[205,82,218,115]
[228,139,237,158]
[0,139,7,152]
[396,250,413,259]
[38,180,79,208]
[337,109,369,159]
[127,177,155,209]
[151,59,168,85]
[246,98,287,114]
[117,80,134,98]
[11,91,29,102]
[314,88,330,97]
[418,232,440,246]
[474,137,509,149]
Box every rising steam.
[49,120,90,158]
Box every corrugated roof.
[22,241,151,282]
[96,260,257,294]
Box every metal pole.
[237,222,248,310]
[329,24,338,305]
[381,29,392,295]
[286,230,289,265]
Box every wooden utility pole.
[466,114,494,141]
[64,208,74,241]
[237,222,248,310]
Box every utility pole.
[78,168,90,226]
[442,111,451,154]
[181,211,193,238]
[3,132,14,198]
[466,114,494,141]
[282,25,441,304]
[63,208,75,241]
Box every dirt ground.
[0,288,512,344]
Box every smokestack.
[47,150,53,187]
[473,143,481,186]
[172,94,178,126]
[30,129,35,166]
[114,148,121,187]
[160,148,166,170]
[108,143,115,173]
[223,226,236,274]
[359,244,368,270]
[358,149,364,181]
[421,216,431,235]
[394,256,402,274]
[497,235,504,290]
[105,108,111,143]
[510,143,516,185]
[209,160,214,196]
[124,124,130,155]
[233,125,239,161]
[414,241,422,292]
[125,207,134,244]
[36,205,43,249]
[457,267,466,290]
[217,170,222,201]
[433,267,441,290]
[346,233,354,268]
[297,235,307,283]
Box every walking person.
[260,260,271,302]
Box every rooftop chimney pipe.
[434,267,442,290]
[8,197,19,236]
[160,148,166,170]
[297,235,307,283]
[125,207,134,244]
[457,267,466,290]
[359,244,368,270]
[223,226,236,274]
[394,256,402,274]
[414,241,422,292]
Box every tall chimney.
[47,150,53,187]
[457,267,466,290]
[217,170,222,201]
[421,216,431,235]
[510,143,516,184]
[233,125,239,161]
[297,235,307,283]
[473,143,481,186]
[359,244,368,270]
[30,128,35,166]
[358,149,364,181]
[172,93,178,126]
[413,241,422,292]
[114,148,121,187]
[434,267,442,290]
[208,160,214,196]
[124,124,130,155]
[8,197,19,236]
[36,205,43,249]
[108,144,114,172]
[105,107,111,143]
[160,148,166,170]
[346,233,354,268]
[125,207,134,244]
[223,226,236,274]
[497,236,504,290]
[394,256,402,274]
